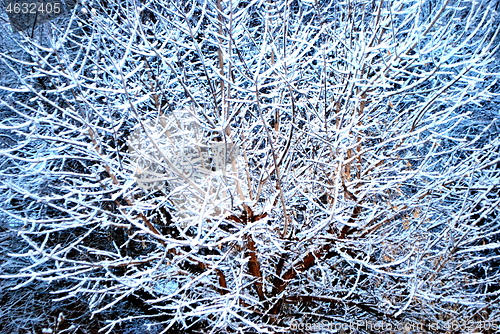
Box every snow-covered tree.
[1,0,499,332]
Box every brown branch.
[227,205,268,301]
[269,245,329,315]
[269,203,360,314]
[246,234,265,301]
[215,269,229,295]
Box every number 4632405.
[6,2,61,14]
